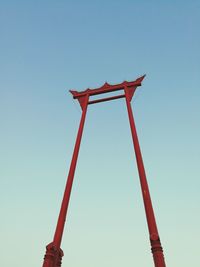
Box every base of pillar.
[42,242,64,267]
[150,237,166,267]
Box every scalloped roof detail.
[70,75,145,98]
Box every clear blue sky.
[1,1,200,267]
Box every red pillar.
[42,94,89,267]
[124,86,166,267]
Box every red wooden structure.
[42,75,166,267]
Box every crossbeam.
[70,75,145,109]
[70,75,145,99]
[88,94,125,105]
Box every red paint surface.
[42,75,167,267]
[42,94,89,267]
[124,86,166,267]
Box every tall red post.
[124,86,166,267]
[42,94,89,267]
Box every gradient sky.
[1,1,200,267]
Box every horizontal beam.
[70,75,145,99]
[88,94,125,105]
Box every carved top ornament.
[70,75,145,99]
